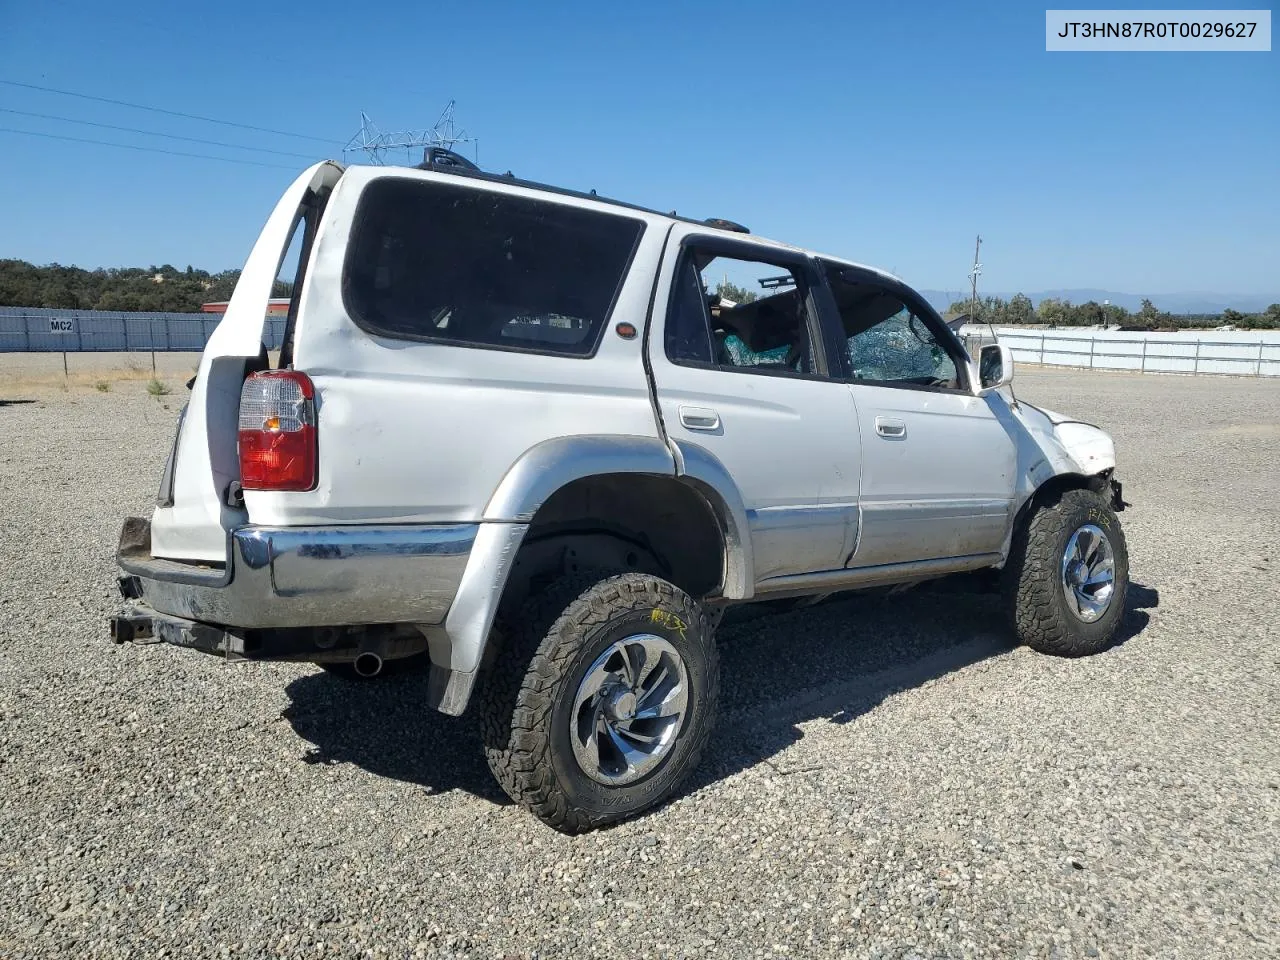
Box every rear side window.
[343,178,644,356]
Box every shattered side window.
[848,308,958,385]
[720,335,790,367]
[824,265,960,388]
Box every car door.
[818,262,1016,567]
[647,229,862,582]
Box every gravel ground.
[0,351,202,386]
[0,367,1277,959]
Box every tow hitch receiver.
[110,602,246,657]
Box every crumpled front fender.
[987,393,1118,510]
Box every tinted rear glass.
[343,178,644,356]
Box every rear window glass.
[343,178,644,356]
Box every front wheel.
[1004,487,1129,656]
[480,572,719,833]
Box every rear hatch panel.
[149,161,343,563]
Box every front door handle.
[679,406,721,431]
[875,416,907,439]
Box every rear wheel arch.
[482,435,677,523]
[500,473,729,615]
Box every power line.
[0,78,340,145]
[0,127,298,169]
[0,107,319,159]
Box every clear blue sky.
[0,0,1276,297]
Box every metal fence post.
[1193,340,1200,374]
[1140,338,1147,374]
[122,317,129,352]
[24,315,31,351]
[1040,334,1045,364]
[1259,341,1265,377]
[1088,337,1096,369]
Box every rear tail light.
[237,371,317,491]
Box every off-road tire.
[479,572,719,833]
[1004,487,1129,656]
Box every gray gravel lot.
[1,366,1277,959]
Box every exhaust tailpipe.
[353,652,384,678]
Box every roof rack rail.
[704,218,750,234]
[405,153,750,236]
[416,146,481,172]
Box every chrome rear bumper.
[116,517,478,629]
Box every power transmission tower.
[342,100,477,166]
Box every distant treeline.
[0,260,290,313]
[3,258,1277,329]
[948,294,1280,330]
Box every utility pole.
[968,235,983,319]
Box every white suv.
[112,157,1129,832]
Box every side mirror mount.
[977,343,1014,394]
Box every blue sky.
[0,0,1276,297]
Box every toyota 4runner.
[111,157,1130,832]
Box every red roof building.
[201,298,291,316]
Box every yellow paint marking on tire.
[650,608,687,640]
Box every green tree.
[1038,297,1069,326]
[1220,308,1245,327]
[1102,303,1129,327]
[0,259,242,311]
[1068,300,1106,327]
[715,281,758,304]
[1006,293,1036,324]
[1136,298,1161,328]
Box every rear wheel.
[1005,487,1129,656]
[480,572,718,833]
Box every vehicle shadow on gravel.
[281,674,510,804]
[280,579,1158,811]
[676,579,1159,800]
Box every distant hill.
[919,289,1279,315]
[0,260,290,313]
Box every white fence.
[964,328,1280,378]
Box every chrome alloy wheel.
[1061,524,1116,623]
[570,634,689,786]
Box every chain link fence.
[0,307,284,353]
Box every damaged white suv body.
[111,156,1129,832]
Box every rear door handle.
[875,416,906,439]
[679,406,721,431]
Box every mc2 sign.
[49,319,76,333]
